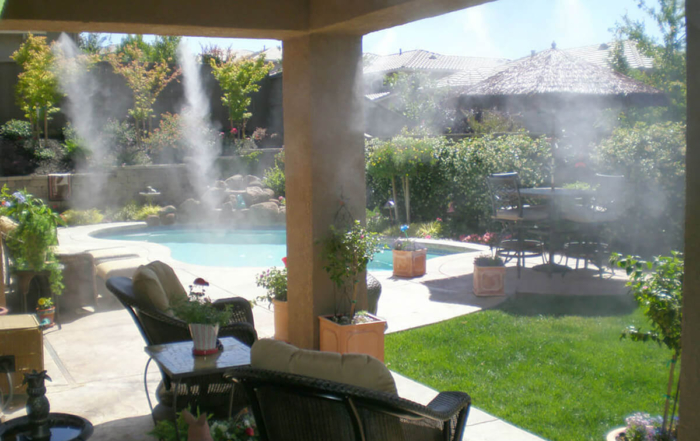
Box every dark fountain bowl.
[0,413,93,441]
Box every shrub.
[146,112,187,164]
[103,119,149,165]
[0,119,32,141]
[106,201,139,221]
[134,204,162,221]
[593,122,685,254]
[61,209,104,226]
[255,267,287,306]
[263,150,285,197]
[417,218,444,239]
[62,124,91,167]
[366,208,390,234]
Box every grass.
[385,294,677,441]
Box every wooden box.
[319,314,386,362]
[0,314,44,395]
[392,249,427,278]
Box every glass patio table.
[519,187,596,275]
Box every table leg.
[173,379,181,440]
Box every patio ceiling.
[0,0,494,38]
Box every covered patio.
[0,0,699,439]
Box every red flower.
[231,128,238,134]
[575,162,586,168]
[436,217,442,222]
[282,257,287,267]
[245,427,255,436]
[193,277,209,286]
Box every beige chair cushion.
[132,261,187,316]
[251,339,398,395]
[495,206,549,222]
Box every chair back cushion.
[132,261,188,315]
[251,339,397,395]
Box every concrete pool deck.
[2,222,629,440]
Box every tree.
[384,72,448,133]
[151,36,182,63]
[209,55,273,137]
[613,0,686,122]
[78,33,110,55]
[107,43,181,148]
[11,33,61,144]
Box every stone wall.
[0,149,282,208]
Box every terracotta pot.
[392,248,427,278]
[273,299,289,342]
[318,313,386,361]
[606,427,626,441]
[473,265,506,296]
[36,306,55,327]
[188,323,219,355]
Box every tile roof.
[561,41,653,70]
[362,50,509,74]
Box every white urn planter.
[189,323,220,355]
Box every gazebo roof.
[462,47,664,103]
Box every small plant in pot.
[392,224,427,278]
[255,264,288,342]
[319,217,386,361]
[172,288,232,356]
[36,297,55,328]
[473,254,506,297]
[0,186,65,299]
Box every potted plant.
[606,253,683,441]
[256,264,288,342]
[0,186,64,299]
[606,412,676,441]
[473,254,506,296]
[172,293,232,356]
[36,297,56,328]
[319,219,386,361]
[392,224,427,278]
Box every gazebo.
[1,1,699,438]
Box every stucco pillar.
[680,1,699,438]
[282,33,366,349]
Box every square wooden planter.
[318,314,386,362]
[392,249,427,278]
[473,265,506,296]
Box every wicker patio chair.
[106,276,257,419]
[227,367,471,441]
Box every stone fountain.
[0,371,93,440]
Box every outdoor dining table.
[519,187,596,275]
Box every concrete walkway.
[2,223,628,440]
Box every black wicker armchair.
[106,276,257,419]
[227,367,471,441]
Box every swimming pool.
[96,228,455,270]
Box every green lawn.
[385,294,677,441]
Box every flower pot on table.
[318,314,386,362]
[188,323,220,355]
[273,299,288,342]
[36,306,55,328]
[392,248,427,278]
[473,265,506,296]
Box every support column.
[282,33,366,349]
[680,1,699,438]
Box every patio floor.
[1,223,629,440]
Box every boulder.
[250,202,280,225]
[225,175,246,191]
[145,215,161,227]
[242,186,275,206]
[201,187,227,208]
[161,213,176,225]
[178,198,201,223]
[214,180,227,189]
[245,175,261,185]
[247,179,264,188]
[159,205,177,216]
[268,198,281,206]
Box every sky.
[106,0,663,61]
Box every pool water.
[98,228,450,270]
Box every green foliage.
[209,56,273,135]
[107,43,181,147]
[0,186,64,296]
[366,208,390,234]
[0,119,33,141]
[593,122,685,253]
[106,200,139,221]
[78,33,110,55]
[262,151,285,197]
[150,36,182,63]
[62,124,91,167]
[171,296,232,326]
[134,204,162,221]
[366,133,551,235]
[149,407,258,441]
[385,72,447,133]
[416,218,444,239]
[61,209,104,226]
[473,254,504,267]
[321,220,380,318]
[104,119,150,165]
[462,109,524,134]
[255,267,287,307]
[11,33,61,142]
[145,112,186,163]
[613,0,686,123]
